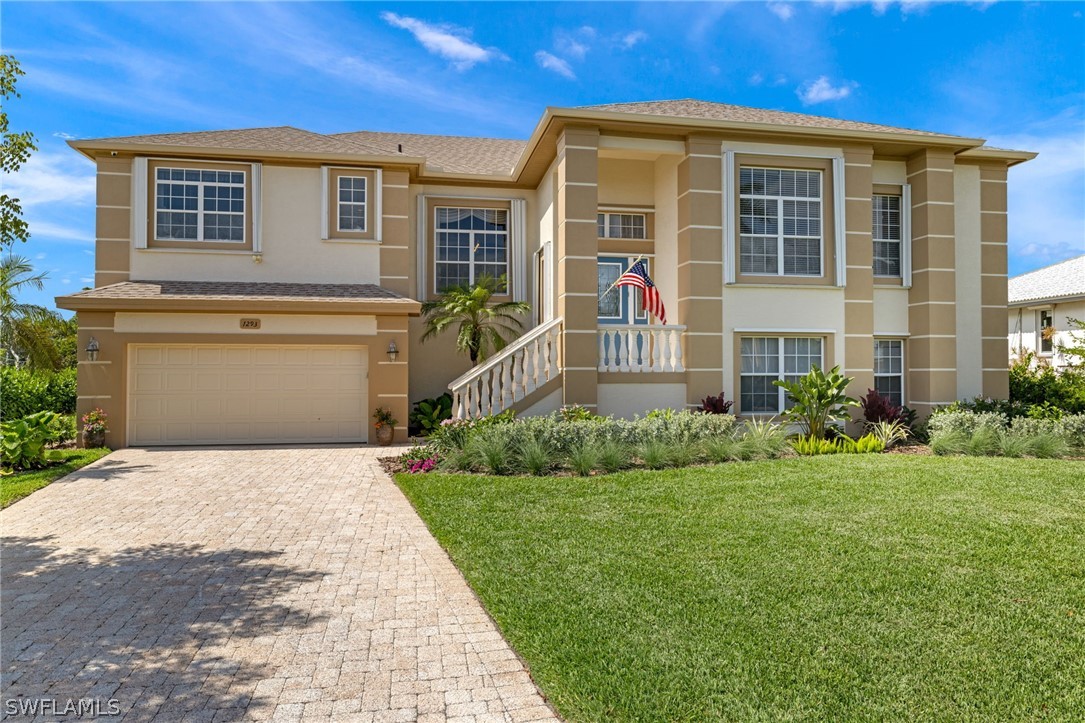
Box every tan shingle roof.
[1009,255,1085,304]
[68,280,408,302]
[92,126,389,156]
[330,131,526,175]
[577,99,962,139]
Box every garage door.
[128,344,367,446]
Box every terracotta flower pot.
[375,424,394,446]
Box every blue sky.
[3,1,1083,310]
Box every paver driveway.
[1,447,558,722]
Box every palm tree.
[1,253,61,369]
[420,275,531,365]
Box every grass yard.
[398,456,1085,721]
[1,448,111,508]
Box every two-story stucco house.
[58,100,1035,448]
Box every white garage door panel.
[129,344,368,446]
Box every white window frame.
[872,193,903,278]
[336,175,367,233]
[597,211,647,240]
[433,206,511,295]
[152,167,247,243]
[739,336,824,414]
[738,167,824,278]
[1038,309,1054,356]
[873,338,905,407]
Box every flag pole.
[600,253,646,298]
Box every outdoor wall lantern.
[86,337,100,362]
[387,340,399,363]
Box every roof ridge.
[332,130,527,143]
[575,98,959,139]
[80,125,303,143]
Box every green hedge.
[0,367,77,420]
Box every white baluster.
[597,331,607,372]
[605,329,617,372]
[487,369,499,415]
[549,328,559,378]
[454,390,464,419]
[673,329,684,372]
[652,328,664,372]
[524,342,536,394]
[617,328,629,372]
[512,351,524,401]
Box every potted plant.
[81,408,108,448]
[372,406,397,446]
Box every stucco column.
[379,169,411,298]
[96,158,132,287]
[555,126,600,409]
[907,149,957,414]
[677,136,724,408]
[370,315,411,443]
[843,146,875,423]
[978,163,1010,399]
[76,311,125,448]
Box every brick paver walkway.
[1,447,559,721]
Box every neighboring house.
[58,99,1035,448]
[1008,254,1085,370]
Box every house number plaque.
[240,318,261,329]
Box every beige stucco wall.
[872,159,907,186]
[598,158,656,207]
[653,156,680,325]
[129,165,383,284]
[954,164,984,399]
[873,287,910,335]
[598,382,687,418]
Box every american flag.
[615,260,667,324]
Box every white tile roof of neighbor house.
[1008,254,1085,304]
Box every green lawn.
[1,448,111,508]
[398,456,1085,721]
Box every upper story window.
[598,212,646,240]
[739,336,823,414]
[434,207,509,293]
[872,194,902,277]
[739,167,822,277]
[323,167,378,241]
[337,175,367,232]
[155,167,245,243]
[1039,310,1054,355]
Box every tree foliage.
[1,254,64,370]
[1,55,38,249]
[420,275,530,365]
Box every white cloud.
[52,131,78,140]
[768,3,795,20]
[797,76,858,104]
[749,72,764,86]
[987,115,1085,271]
[621,31,648,49]
[555,26,596,60]
[535,51,576,80]
[35,253,46,260]
[24,220,93,243]
[3,151,95,208]
[380,12,505,70]
[80,277,94,284]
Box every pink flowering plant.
[81,408,108,435]
[398,446,440,474]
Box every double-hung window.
[337,176,367,232]
[434,207,509,293]
[873,194,902,277]
[597,212,646,239]
[739,168,822,277]
[740,336,823,413]
[155,167,245,242]
[873,339,904,407]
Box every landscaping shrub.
[1,411,62,471]
[792,433,885,456]
[867,420,910,449]
[567,442,601,476]
[409,393,453,435]
[699,392,734,415]
[774,365,859,440]
[519,436,556,476]
[596,440,630,474]
[0,367,77,420]
[859,389,902,424]
[46,414,77,446]
[635,439,673,470]
[928,409,1082,458]
[1009,353,1085,414]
